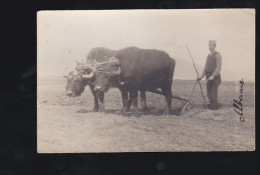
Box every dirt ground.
[37,76,255,152]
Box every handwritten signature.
[233,78,245,122]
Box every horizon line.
[37,75,255,83]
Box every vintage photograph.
[37,9,255,152]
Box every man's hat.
[209,40,216,45]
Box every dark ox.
[65,47,147,114]
[94,47,176,116]
[64,47,117,112]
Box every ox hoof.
[142,107,149,114]
[126,106,131,111]
[133,111,141,117]
[120,111,127,117]
[165,114,170,118]
[164,111,171,117]
[92,108,99,112]
[98,108,105,113]
[121,108,129,116]
[126,104,131,111]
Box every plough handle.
[149,89,189,102]
[186,45,207,108]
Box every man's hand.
[208,75,215,80]
[197,75,202,81]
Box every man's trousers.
[206,74,221,110]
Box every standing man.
[197,40,222,110]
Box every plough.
[148,45,208,115]
[149,79,208,115]
[149,88,195,114]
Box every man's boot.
[209,101,218,110]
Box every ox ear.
[113,66,121,75]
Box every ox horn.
[76,60,85,66]
[82,59,85,65]
[75,64,95,72]
[113,66,121,75]
[82,72,94,79]
[63,66,70,79]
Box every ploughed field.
[37,76,255,152]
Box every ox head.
[64,61,95,97]
[92,57,121,93]
[68,57,121,95]
[64,71,86,97]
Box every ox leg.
[162,86,172,116]
[120,90,128,115]
[97,91,105,113]
[130,90,140,117]
[127,91,132,111]
[140,90,148,114]
[90,85,99,112]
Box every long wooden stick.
[149,89,189,102]
[188,80,198,100]
[180,80,198,113]
[185,45,207,108]
[192,79,208,104]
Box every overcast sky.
[37,9,255,81]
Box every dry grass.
[37,76,255,152]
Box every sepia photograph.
[37,9,255,152]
